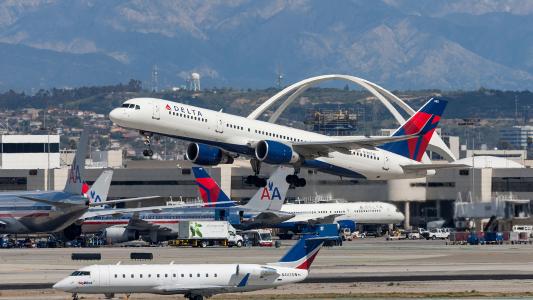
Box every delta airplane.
[110,97,453,187]
[198,169,404,232]
[54,235,330,300]
[81,167,294,243]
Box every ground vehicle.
[386,229,407,240]
[423,228,450,240]
[170,221,243,247]
[340,228,354,241]
[240,229,273,247]
[406,228,423,240]
[512,225,533,237]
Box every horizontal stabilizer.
[401,163,469,171]
[19,196,85,208]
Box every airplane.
[53,235,331,300]
[109,97,455,187]
[198,170,405,233]
[80,166,295,243]
[0,130,94,239]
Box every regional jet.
[54,235,331,300]
[110,97,457,187]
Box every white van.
[512,225,533,237]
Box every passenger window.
[122,274,125,278]
[214,274,218,277]
[181,274,184,277]
[197,273,200,277]
[157,274,160,278]
[165,274,168,278]
[189,274,192,277]
[131,274,134,278]
[140,274,143,278]
[114,274,117,278]
[206,273,209,277]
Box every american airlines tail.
[192,166,292,211]
[380,98,447,162]
[63,129,89,195]
[86,170,113,206]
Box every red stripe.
[296,249,320,270]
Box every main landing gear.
[185,293,204,300]
[140,131,154,157]
[245,158,267,187]
[286,174,306,187]
[71,293,79,300]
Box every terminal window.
[1,143,59,153]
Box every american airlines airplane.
[109,97,452,187]
[80,167,294,243]
[54,235,329,300]
[199,171,404,232]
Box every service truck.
[169,221,243,248]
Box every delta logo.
[260,181,282,201]
[165,104,171,110]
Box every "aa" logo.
[260,181,281,200]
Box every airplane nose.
[53,279,70,291]
[109,108,122,124]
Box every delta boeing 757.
[110,97,454,187]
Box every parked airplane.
[110,97,452,187]
[199,171,404,232]
[0,131,93,239]
[81,167,294,243]
[54,235,330,300]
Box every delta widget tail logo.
[380,98,447,162]
[192,167,233,208]
[260,181,282,201]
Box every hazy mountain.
[0,0,532,90]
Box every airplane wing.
[246,211,295,225]
[124,214,172,233]
[18,196,85,208]
[401,163,470,171]
[291,134,420,157]
[88,196,160,207]
[286,213,340,224]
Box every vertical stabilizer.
[63,130,88,195]
[193,167,235,208]
[86,170,113,207]
[269,236,325,270]
[243,166,292,211]
[380,98,447,162]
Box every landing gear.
[104,293,115,299]
[286,174,306,187]
[246,158,267,187]
[71,293,79,300]
[185,293,204,300]
[286,169,306,187]
[140,131,154,157]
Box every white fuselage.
[281,202,405,224]
[109,98,430,180]
[53,263,306,295]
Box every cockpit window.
[121,103,129,108]
[129,104,135,108]
[135,105,140,110]
[71,271,90,276]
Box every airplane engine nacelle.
[236,264,278,278]
[185,143,234,166]
[102,226,139,244]
[336,220,357,232]
[255,140,299,164]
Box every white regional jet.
[54,236,330,300]
[110,97,452,187]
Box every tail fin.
[63,129,89,195]
[192,167,235,208]
[86,170,113,207]
[243,166,292,211]
[269,237,325,270]
[380,98,447,162]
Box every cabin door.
[152,102,160,120]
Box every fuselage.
[109,98,430,180]
[53,263,306,295]
[0,191,87,234]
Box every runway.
[1,239,533,298]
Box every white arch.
[247,74,456,162]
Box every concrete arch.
[247,74,456,162]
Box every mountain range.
[1,0,533,91]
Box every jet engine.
[185,143,234,166]
[102,226,139,244]
[336,220,357,232]
[236,264,278,278]
[255,140,299,164]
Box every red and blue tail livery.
[272,237,324,270]
[380,98,447,162]
[192,167,235,208]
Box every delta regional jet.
[54,235,331,300]
[110,97,453,187]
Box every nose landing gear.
[140,131,154,157]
